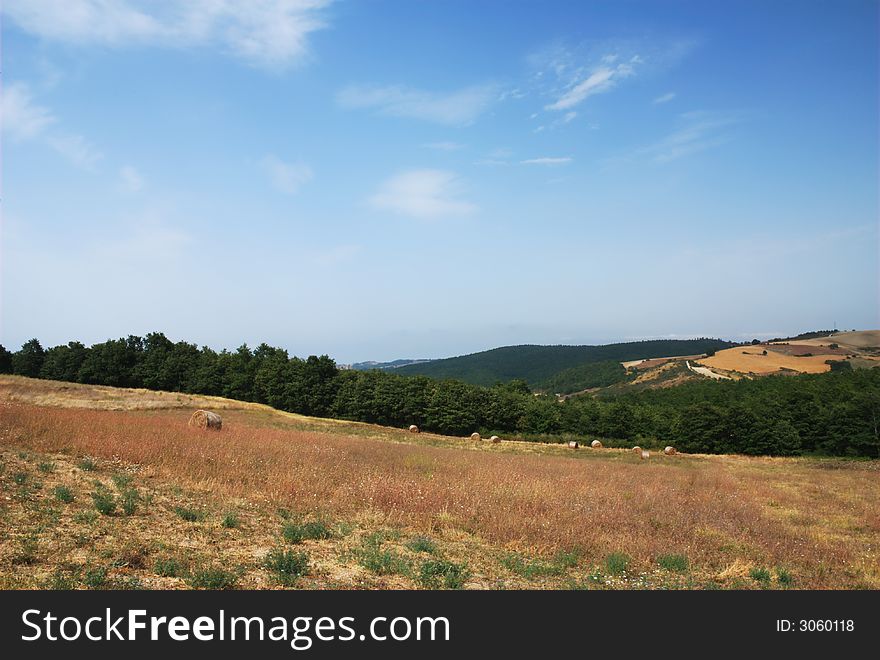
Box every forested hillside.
[537,360,633,394]
[2,333,878,457]
[393,338,734,386]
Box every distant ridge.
[393,338,735,387]
[348,359,432,371]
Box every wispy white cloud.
[640,112,739,163]
[475,148,512,166]
[545,61,635,111]
[47,133,103,168]
[562,111,577,123]
[3,0,332,70]
[653,92,676,105]
[1,82,56,140]
[421,141,465,152]
[337,84,498,125]
[261,154,313,194]
[369,169,476,219]
[530,39,696,116]
[520,157,572,166]
[1,81,102,168]
[119,165,145,192]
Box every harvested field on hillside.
[697,347,846,375]
[766,343,850,357]
[779,330,880,351]
[1,376,878,590]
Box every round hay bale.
[188,410,222,431]
[408,424,420,434]
[568,440,579,449]
[490,435,501,443]
[640,450,650,460]
[590,440,603,449]
[631,445,642,454]
[664,446,677,455]
[470,432,481,441]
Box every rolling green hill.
[394,338,735,387]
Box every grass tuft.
[91,487,116,516]
[53,485,74,503]
[121,488,139,516]
[355,535,410,575]
[776,567,794,587]
[188,566,238,590]
[406,536,437,554]
[657,553,689,573]
[604,552,631,575]
[750,567,772,587]
[173,506,206,522]
[77,458,97,472]
[264,548,310,586]
[416,559,469,589]
[154,557,186,578]
[282,520,332,544]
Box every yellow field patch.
[696,347,845,375]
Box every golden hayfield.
[696,347,845,375]
[782,330,880,351]
[1,375,878,590]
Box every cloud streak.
[120,165,145,192]
[337,84,498,125]
[520,157,572,165]
[640,112,738,163]
[3,0,332,70]
[261,154,313,194]
[653,92,676,104]
[369,169,476,218]
[1,81,102,168]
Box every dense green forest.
[2,334,878,457]
[537,360,633,394]
[393,338,735,386]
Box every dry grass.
[784,330,880,350]
[1,375,878,590]
[697,346,845,375]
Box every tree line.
[1,334,877,457]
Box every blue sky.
[1,0,877,362]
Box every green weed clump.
[750,567,772,587]
[54,485,74,503]
[604,552,631,575]
[188,567,238,590]
[173,506,206,522]
[355,534,409,575]
[406,536,437,554]
[154,558,186,578]
[501,549,580,579]
[91,487,116,516]
[265,549,310,586]
[121,489,139,516]
[657,554,689,573]
[282,521,332,544]
[12,537,39,566]
[776,567,794,588]
[78,458,97,472]
[83,566,108,589]
[416,560,469,589]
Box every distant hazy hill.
[349,359,432,371]
[394,338,736,387]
